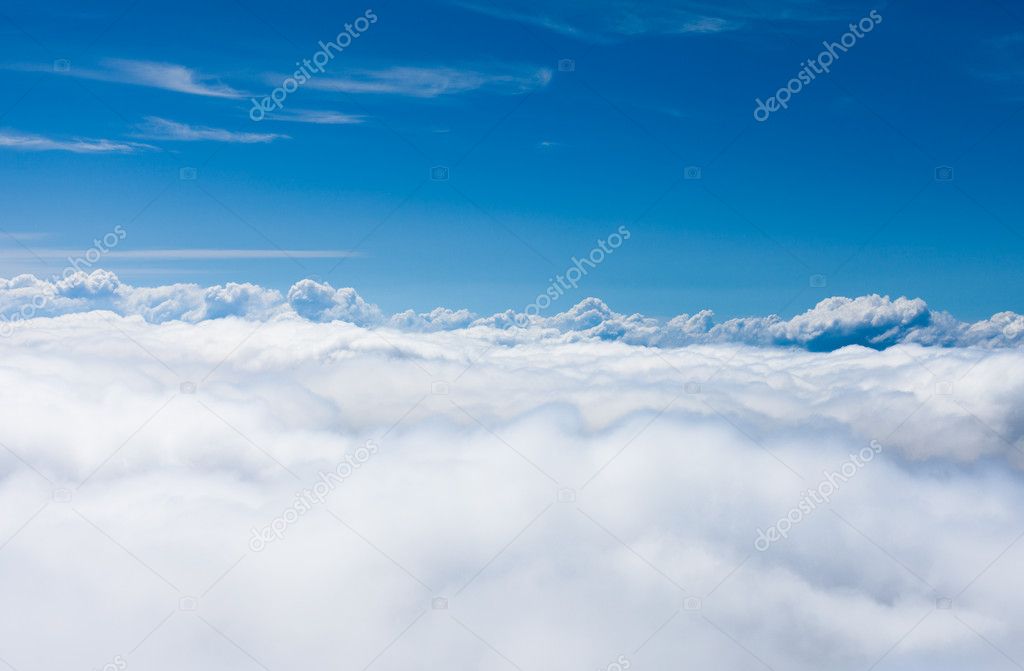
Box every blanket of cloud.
[2,269,1023,350]
[1,309,1023,670]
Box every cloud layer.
[0,306,1022,670]
[1,270,1021,350]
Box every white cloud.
[1,271,1022,351]
[454,0,872,40]
[0,130,147,154]
[0,307,1021,669]
[136,117,288,143]
[286,279,384,327]
[103,59,244,97]
[265,109,366,125]
[308,65,553,98]
[11,58,245,98]
[0,249,359,260]
[453,0,737,39]
[388,306,477,332]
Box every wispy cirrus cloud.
[453,0,737,39]
[306,64,553,98]
[265,109,366,125]
[135,117,288,143]
[10,58,245,97]
[0,249,359,260]
[0,130,148,154]
[454,0,875,40]
[0,231,50,241]
[973,32,1024,88]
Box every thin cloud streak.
[265,109,366,125]
[0,130,148,154]
[9,58,245,98]
[452,0,875,39]
[307,65,553,98]
[135,117,288,143]
[0,249,361,260]
[452,0,736,39]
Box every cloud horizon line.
[0,269,1021,350]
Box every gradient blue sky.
[1,0,1022,319]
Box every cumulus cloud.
[1,270,1022,351]
[0,311,1022,670]
[388,306,478,332]
[286,279,384,326]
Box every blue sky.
[1,0,1023,320]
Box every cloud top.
[0,305,1022,669]
[0,269,1021,349]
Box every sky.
[1,0,1024,320]
[4,3,1024,667]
